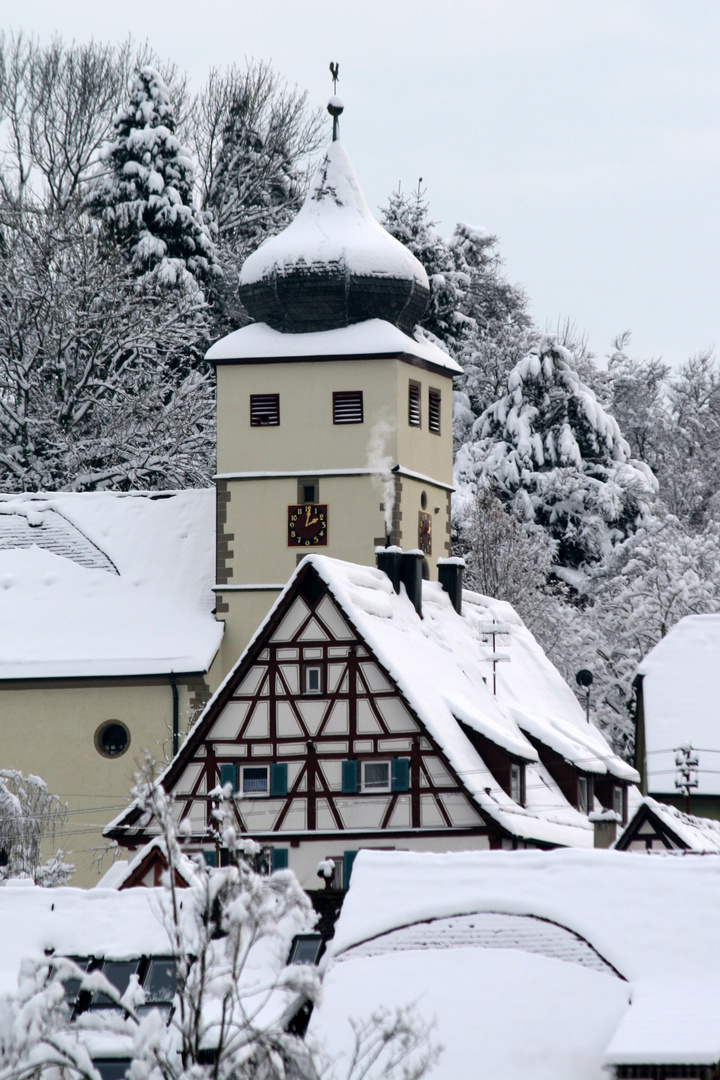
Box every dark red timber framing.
[107,560,510,851]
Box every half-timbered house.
[615,796,720,853]
[106,551,637,888]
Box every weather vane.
[327,61,344,141]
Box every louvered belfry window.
[250,393,280,426]
[333,390,364,424]
[408,381,421,427]
[429,388,441,433]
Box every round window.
[95,721,130,758]
[420,490,427,510]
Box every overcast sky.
[1,0,718,367]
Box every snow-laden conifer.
[86,67,217,293]
[380,185,532,447]
[459,336,657,568]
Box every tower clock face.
[418,511,432,555]
[288,504,328,547]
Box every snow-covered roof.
[0,491,222,679]
[0,883,171,996]
[118,554,635,849]
[619,796,720,853]
[239,141,427,288]
[310,848,720,1076]
[206,318,462,374]
[305,558,635,846]
[638,614,720,796]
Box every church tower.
[207,98,462,681]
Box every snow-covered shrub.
[0,766,438,1080]
[0,771,74,886]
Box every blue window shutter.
[343,850,358,887]
[342,760,358,794]
[270,762,288,797]
[392,758,410,792]
[220,763,237,793]
[203,850,217,868]
[272,848,289,872]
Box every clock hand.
[304,507,319,527]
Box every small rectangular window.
[304,665,322,694]
[429,388,441,434]
[613,785,624,820]
[241,765,269,796]
[140,958,178,1009]
[250,393,280,426]
[578,776,589,814]
[362,761,391,792]
[298,477,319,503]
[510,763,522,804]
[333,390,364,424]
[90,960,141,1008]
[288,933,324,965]
[408,382,421,427]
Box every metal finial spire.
[327,61,343,141]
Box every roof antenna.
[328,61,344,141]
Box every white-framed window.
[510,763,522,804]
[241,765,269,796]
[304,665,322,694]
[578,776,589,814]
[361,760,391,793]
[613,785,624,820]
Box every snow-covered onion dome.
[238,139,430,334]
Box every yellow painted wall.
[213,352,456,677]
[0,677,204,886]
[217,358,400,474]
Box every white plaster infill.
[214,466,455,492]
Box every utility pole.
[674,743,699,814]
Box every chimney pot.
[400,550,423,618]
[375,546,402,594]
[589,811,619,848]
[438,557,465,615]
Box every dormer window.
[250,394,280,426]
